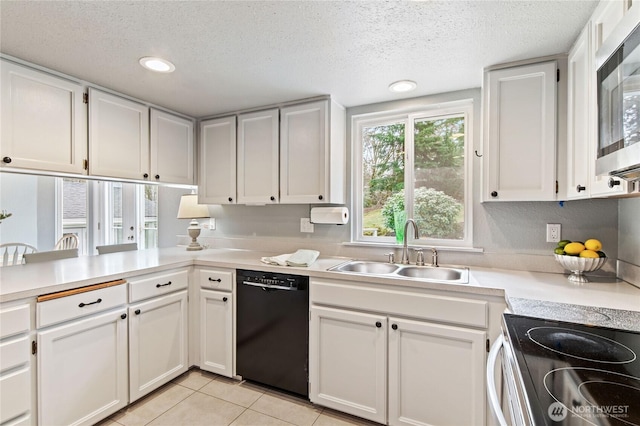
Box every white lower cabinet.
[388,318,486,426]
[36,283,128,426]
[129,290,188,402]
[0,302,33,426]
[199,289,233,377]
[37,307,128,426]
[310,307,387,424]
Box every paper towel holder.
[309,206,349,225]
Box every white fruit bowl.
[554,254,607,283]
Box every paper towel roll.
[310,207,349,225]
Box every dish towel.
[260,249,320,267]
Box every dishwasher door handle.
[241,281,297,291]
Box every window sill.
[342,241,484,253]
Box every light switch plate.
[300,218,314,233]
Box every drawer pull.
[156,281,172,288]
[78,298,102,308]
[208,277,222,283]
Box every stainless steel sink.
[332,260,400,274]
[396,266,464,281]
[329,260,469,284]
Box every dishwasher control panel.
[236,269,308,290]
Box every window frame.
[351,99,474,248]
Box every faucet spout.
[400,218,420,265]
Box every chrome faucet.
[401,219,420,264]
[431,247,439,267]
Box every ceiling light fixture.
[139,56,175,73]
[389,80,417,93]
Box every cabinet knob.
[135,309,141,315]
[375,321,382,328]
[490,191,498,198]
[270,196,275,201]
[121,313,127,320]
[143,173,149,179]
[2,156,11,164]
[608,178,621,188]
[155,174,160,180]
[318,195,324,200]
[576,185,586,192]
[223,297,228,302]
[228,197,233,202]
[392,324,398,330]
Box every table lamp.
[177,193,210,251]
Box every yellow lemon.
[564,242,585,255]
[584,239,603,252]
[579,249,600,258]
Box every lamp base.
[185,219,204,251]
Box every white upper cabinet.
[88,88,150,180]
[593,0,631,51]
[150,109,194,185]
[483,61,558,201]
[280,99,345,204]
[1,60,87,174]
[199,116,237,204]
[566,26,593,200]
[237,108,279,204]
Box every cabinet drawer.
[0,335,30,372]
[0,366,30,424]
[0,304,30,339]
[129,269,189,302]
[199,268,233,291]
[311,279,488,328]
[37,284,127,328]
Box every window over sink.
[351,99,473,247]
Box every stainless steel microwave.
[596,6,640,181]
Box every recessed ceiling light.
[139,57,175,73]
[389,80,417,93]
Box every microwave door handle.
[487,335,508,426]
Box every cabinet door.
[566,25,592,200]
[199,116,237,204]
[237,109,279,204]
[129,291,188,402]
[0,60,87,174]
[309,306,387,424]
[88,88,150,180]
[592,0,630,51]
[0,335,31,425]
[280,101,328,204]
[484,61,557,201]
[37,308,128,426]
[150,109,194,185]
[388,317,486,426]
[200,289,233,377]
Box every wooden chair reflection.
[24,249,79,264]
[96,243,138,255]
[55,234,79,250]
[0,243,38,266]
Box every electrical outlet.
[300,218,314,233]
[546,223,561,243]
[208,218,216,230]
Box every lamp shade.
[177,194,210,219]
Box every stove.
[502,314,640,425]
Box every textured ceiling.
[0,1,598,118]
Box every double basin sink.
[329,260,469,284]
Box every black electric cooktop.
[503,314,640,425]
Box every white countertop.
[2,247,639,321]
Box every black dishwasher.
[236,269,309,397]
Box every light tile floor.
[99,369,380,426]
